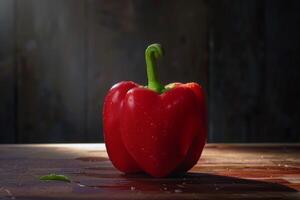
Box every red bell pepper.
[103,44,207,177]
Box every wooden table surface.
[0,144,299,200]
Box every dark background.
[0,0,299,143]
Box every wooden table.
[0,144,299,200]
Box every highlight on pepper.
[103,43,207,177]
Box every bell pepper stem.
[145,43,165,93]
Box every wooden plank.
[15,0,87,142]
[264,0,300,142]
[87,0,209,142]
[208,0,266,142]
[208,0,300,143]
[0,0,16,143]
[0,144,299,199]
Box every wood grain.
[0,144,299,199]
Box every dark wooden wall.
[209,0,300,142]
[0,0,299,143]
[0,0,15,143]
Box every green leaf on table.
[39,174,71,182]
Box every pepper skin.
[103,44,207,177]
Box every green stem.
[145,43,165,93]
